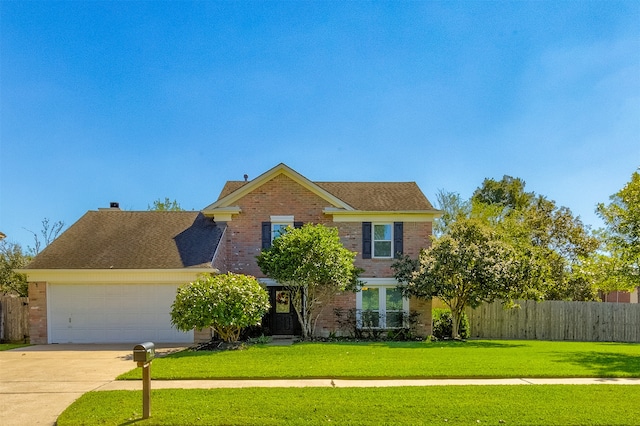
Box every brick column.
[28,282,48,344]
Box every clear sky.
[1,1,639,250]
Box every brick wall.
[225,174,333,278]
[28,282,47,344]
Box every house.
[22,163,440,344]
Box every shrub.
[171,273,270,342]
[333,308,421,341]
[432,308,470,339]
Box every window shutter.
[262,222,271,249]
[294,221,303,229]
[394,222,404,258]
[362,222,372,259]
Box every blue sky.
[1,1,639,250]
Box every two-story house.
[23,163,440,344]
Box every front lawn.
[58,385,640,425]
[118,340,640,380]
[0,343,30,351]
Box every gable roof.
[205,163,353,211]
[25,211,224,270]
[208,163,437,212]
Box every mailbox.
[133,342,155,363]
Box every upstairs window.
[362,222,403,259]
[270,216,294,242]
[373,224,392,258]
[262,217,302,249]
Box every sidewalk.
[96,377,640,391]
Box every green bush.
[170,273,270,342]
[432,308,470,339]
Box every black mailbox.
[133,342,155,363]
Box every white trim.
[21,269,215,285]
[270,215,294,222]
[201,206,241,221]
[46,282,51,344]
[324,209,440,222]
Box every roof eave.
[18,268,218,284]
[324,208,443,222]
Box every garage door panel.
[49,284,193,344]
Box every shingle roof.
[218,180,435,211]
[25,211,224,270]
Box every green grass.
[118,340,640,380]
[57,385,640,425]
[0,343,30,351]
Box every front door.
[264,286,301,335]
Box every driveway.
[0,344,184,426]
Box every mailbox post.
[133,342,155,419]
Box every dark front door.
[264,286,301,335]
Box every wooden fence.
[465,300,640,343]
[0,296,29,342]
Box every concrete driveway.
[0,344,184,426]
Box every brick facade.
[28,282,47,344]
[217,173,435,337]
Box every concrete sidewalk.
[96,377,640,391]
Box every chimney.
[99,202,121,211]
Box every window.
[270,216,294,242]
[356,285,408,328]
[362,222,403,259]
[373,224,392,258]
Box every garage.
[48,283,193,344]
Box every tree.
[393,217,536,339]
[170,273,270,342]
[472,177,599,301]
[0,241,31,296]
[25,218,65,255]
[256,223,360,338]
[596,170,640,288]
[148,198,183,211]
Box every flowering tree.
[256,223,360,338]
[170,273,270,342]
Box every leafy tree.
[170,273,270,342]
[393,217,536,339]
[148,198,183,211]
[596,170,640,289]
[0,240,31,296]
[256,223,360,338]
[25,218,65,255]
[472,177,599,301]
[433,189,471,237]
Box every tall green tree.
[394,217,538,338]
[595,170,640,290]
[256,223,360,337]
[148,198,183,211]
[472,177,599,300]
[0,241,30,296]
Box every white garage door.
[48,284,193,344]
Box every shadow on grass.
[165,340,529,359]
[552,351,640,377]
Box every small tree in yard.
[256,223,360,338]
[393,217,535,339]
[170,273,270,342]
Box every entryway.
[263,286,301,336]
